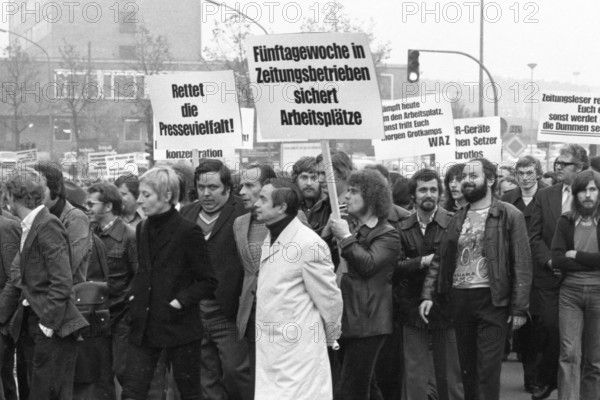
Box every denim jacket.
[421,199,532,317]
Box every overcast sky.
[201,0,599,87]
[2,0,597,88]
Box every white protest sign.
[280,142,322,172]
[147,71,242,161]
[105,152,149,179]
[372,96,455,161]
[16,149,37,164]
[246,33,384,140]
[453,117,502,162]
[239,108,254,150]
[538,91,600,145]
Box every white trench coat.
[255,217,343,400]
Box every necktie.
[562,187,572,214]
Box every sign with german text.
[239,108,254,150]
[246,33,384,140]
[453,117,502,162]
[538,91,600,144]
[372,96,455,161]
[147,71,242,161]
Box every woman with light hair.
[121,167,217,400]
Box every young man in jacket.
[501,155,546,394]
[551,170,600,400]
[419,158,532,400]
[0,170,89,400]
[397,169,462,400]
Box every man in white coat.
[253,178,343,400]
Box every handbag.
[73,233,110,338]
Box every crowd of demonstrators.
[0,145,599,400]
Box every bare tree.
[57,40,95,155]
[203,16,253,107]
[130,24,173,167]
[451,99,476,119]
[0,41,40,150]
[300,2,391,67]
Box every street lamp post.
[479,0,484,117]
[527,63,537,155]
[0,28,54,155]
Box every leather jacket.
[421,199,532,317]
[339,218,400,338]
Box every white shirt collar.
[575,216,599,226]
[20,205,45,231]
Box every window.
[119,12,137,33]
[379,74,394,100]
[54,118,72,142]
[119,45,136,60]
[55,71,97,100]
[114,74,137,100]
[123,120,144,142]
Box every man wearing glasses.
[502,155,547,394]
[86,183,138,394]
[529,144,589,400]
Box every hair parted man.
[529,144,589,400]
[179,159,252,400]
[419,158,532,400]
[252,178,342,400]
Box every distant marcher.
[443,163,467,213]
[115,174,145,227]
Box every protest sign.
[147,71,242,161]
[538,91,600,145]
[372,96,455,162]
[16,149,37,164]
[105,152,149,179]
[280,142,322,172]
[239,108,254,150]
[246,33,384,140]
[453,117,501,162]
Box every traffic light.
[407,50,420,83]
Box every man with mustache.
[529,144,589,400]
[292,156,330,235]
[419,158,532,400]
[396,169,463,400]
